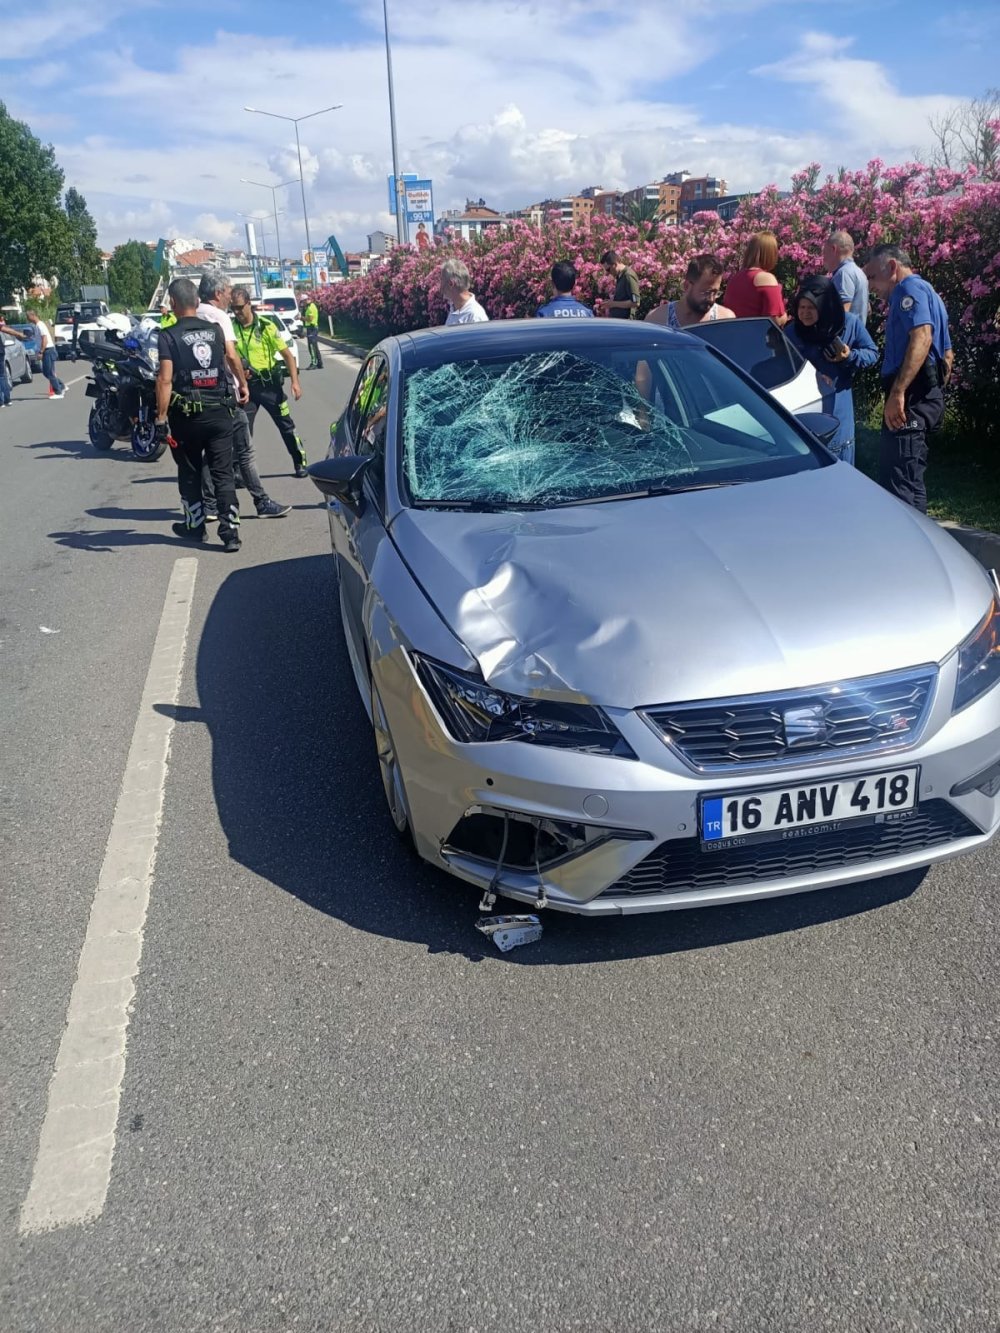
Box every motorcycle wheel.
[88,406,114,451]
[131,419,167,462]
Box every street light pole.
[241,176,298,281]
[293,120,315,289]
[383,0,407,247]
[244,104,342,292]
[238,213,271,297]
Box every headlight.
[954,597,1000,712]
[414,656,636,758]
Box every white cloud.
[10,5,979,252]
[1,1,137,58]
[753,32,960,150]
[193,213,239,246]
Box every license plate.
[85,382,99,398]
[700,767,919,850]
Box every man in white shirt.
[196,275,288,520]
[439,259,489,325]
[27,311,65,397]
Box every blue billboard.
[387,173,419,213]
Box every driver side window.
[346,355,391,500]
[347,357,389,451]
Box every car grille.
[602,801,979,898]
[641,667,937,771]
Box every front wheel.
[88,406,114,451]
[131,418,167,461]
[20,361,32,385]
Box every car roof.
[390,318,700,370]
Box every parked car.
[258,311,300,370]
[258,287,304,335]
[2,330,31,390]
[7,323,43,372]
[686,316,823,416]
[54,300,111,358]
[308,319,1000,918]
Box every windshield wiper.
[412,498,547,512]
[644,479,748,496]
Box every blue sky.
[2,0,996,254]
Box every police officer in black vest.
[863,243,953,512]
[155,278,250,552]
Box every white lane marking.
[62,373,87,388]
[19,557,199,1234]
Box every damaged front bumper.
[375,649,1000,917]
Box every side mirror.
[308,455,370,513]
[795,412,841,448]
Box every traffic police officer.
[231,288,308,477]
[864,243,953,512]
[302,296,324,369]
[155,277,249,552]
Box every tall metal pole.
[242,177,297,283]
[293,120,317,290]
[383,0,408,246]
[244,109,341,289]
[271,186,283,282]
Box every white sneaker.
[53,392,65,399]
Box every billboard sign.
[404,181,434,224]
[387,173,418,214]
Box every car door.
[687,317,822,415]
[2,334,26,385]
[326,353,392,677]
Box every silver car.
[310,320,1000,917]
[2,330,31,391]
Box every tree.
[63,187,104,293]
[623,195,661,238]
[929,88,1000,180]
[0,102,72,303]
[106,240,159,310]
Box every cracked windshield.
[403,345,820,506]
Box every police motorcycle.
[83,313,167,462]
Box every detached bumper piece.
[602,800,980,899]
[442,808,650,874]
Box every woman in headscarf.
[784,274,878,464]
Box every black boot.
[172,521,206,543]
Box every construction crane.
[324,236,349,279]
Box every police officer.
[302,296,323,369]
[155,277,249,552]
[230,287,308,477]
[864,243,953,512]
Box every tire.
[371,678,414,844]
[19,360,32,386]
[88,405,114,451]
[131,419,167,462]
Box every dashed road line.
[19,557,198,1234]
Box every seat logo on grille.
[783,704,830,747]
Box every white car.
[258,312,300,370]
[258,288,304,336]
[54,300,111,358]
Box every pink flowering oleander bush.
[309,159,1000,440]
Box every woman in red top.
[722,231,788,324]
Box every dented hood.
[391,466,991,709]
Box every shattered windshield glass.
[402,345,819,508]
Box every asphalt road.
[1,352,999,1333]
